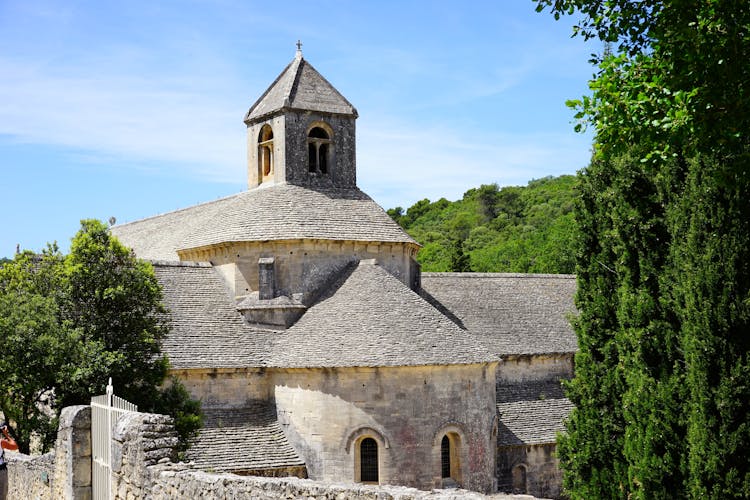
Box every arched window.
[258,125,274,178]
[307,126,331,174]
[439,432,461,484]
[347,427,387,485]
[512,463,527,494]
[359,437,379,483]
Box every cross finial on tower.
[296,39,303,57]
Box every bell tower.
[244,44,359,190]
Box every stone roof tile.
[497,380,573,446]
[269,260,495,368]
[420,273,578,356]
[113,184,416,261]
[244,55,356,122]
[153,261,493,370]
[152,261,274,370]
[186,403,305,473]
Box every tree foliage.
[0,220,201,453]
[388,175,578,274]
[536,1,750,498]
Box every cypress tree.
[535,1,750,497]
[557,154,628,498]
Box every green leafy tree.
[536,1,750,497]
[0,249,85,453]
[0,221,201,453]
[57,219,171,408]
[386,206,405,226]
[449,239,471,272]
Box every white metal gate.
[91,378,137,500]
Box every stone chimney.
[258,257,275,300]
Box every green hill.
[387,175,577,274]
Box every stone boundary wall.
[7,451,54,500]
[7,405,537,499]
[111,410,520,499]
[142,466,510,499]
[7,405,91,500]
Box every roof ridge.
[243,57,298,122]
[422,272,576,279]
[148,260,211,268]
[271,259,494,368]
[291,58,358,117]
[287,57,304,105]
[112,190,244,228]
[245,55,357,123]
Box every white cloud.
[0,56,247,182]
[357,117,590,209]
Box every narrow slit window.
[441,435,451,478]
[308,143,317,172]
[258,125,274,178]
[319,143,328,173]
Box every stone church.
[111,48,577,498]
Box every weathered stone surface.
[273,364,498,493]
[107,51,578,500]
[185,403,305,474]
[54,405,91,499]
[111,184,416,262]
[419,273,577,356]
[7,451,55,500]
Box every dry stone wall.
[109,407,528,499]
[496,444,562,499]
[7,405,91,500]
[7,451,54,500]
[273,364,498,493]
[6,405,539,500]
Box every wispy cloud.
[0,56,246,182]
[357,117,591,209]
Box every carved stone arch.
[344,426,389,453]
[344,426,389,485]
[432,421,467,446]
[306,120,334,139]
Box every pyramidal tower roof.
[244,46,358,123]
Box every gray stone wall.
[52,405,92,499]
[246,112,356,190]
[247,115,287,188]
[272,364,498,493]
[173,367,271,408]
[110,411,177,499]
[496,444,563,499]
[140,466,511,499]
[7,451,54,500]
[7,405,91,500]
[283,112,356,189]
[6,404,537,500]
[198,240,417,300]
[496,354,573,384]
[108,409,530,500]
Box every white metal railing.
[91,378,137,500]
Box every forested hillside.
[387,175,577,274]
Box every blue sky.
[0,1,599,258]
